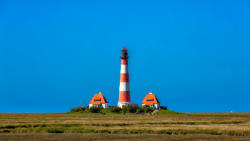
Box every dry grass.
[1,133,250,141]
[0,113,250,140]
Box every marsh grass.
[1,126,250,136]
[1,134,250,141]
[0,113,249,140]
[137,120,246,125]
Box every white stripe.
[118,102,130,108]
[120,65,128,74]
[119,82,129,91]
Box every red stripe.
[118,91,131,102]
[120,73,129,82]
[121,59,128,65]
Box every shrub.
[120,104,140,114]
[70,106,86,112]
[142,105,154,113]
[110,106,122,113]
[127,104,139,113]
[121,106,128,114]
[136,107,145,113]
[160,106,167,110]
[89,107,101,113]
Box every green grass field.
[0,112,250,141]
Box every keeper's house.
[89,91,108,108]
[142,91,160,110]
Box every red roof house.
[89,91,108,108]
[142,91,160,109]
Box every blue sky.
[0,0,249,113]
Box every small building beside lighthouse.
[89,91,108,109]
[142,91,160,110]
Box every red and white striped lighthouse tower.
[118,48,131,107]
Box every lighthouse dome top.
[121,47,129,59]
[122,48,127,52]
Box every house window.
[147,99,154,101]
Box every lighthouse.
[118,48,131,108]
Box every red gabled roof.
[89,91,108,104]
[142,91,159,105]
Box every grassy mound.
[70,106,180,115]
[157,109,182,115]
